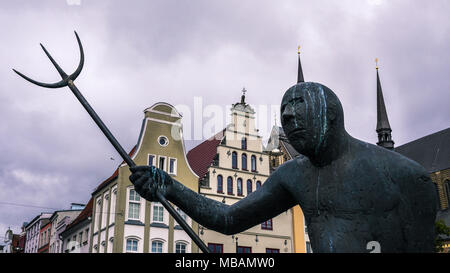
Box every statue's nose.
[282,105,294,124]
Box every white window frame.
[148,154,156,166]
[151,239,164,253]
[152,203,164,223]
[168,157,177,175]
[158,155,167,171]
[125,238,139,253]
[127,188,142,221]
[175,241,188,253]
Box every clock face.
[158,136,169,147]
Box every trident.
[13,31,210,253]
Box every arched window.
[126,238,138,253]
[151,240,163,253]
[242,153,247,170]
[227,177,233,195]
[251,155,257,172]
[247,180,252,195]
[232,152,238,169]
[256,181,262,190]
[241,137,247,150]
[217,175,223,193]
[237,178,243,196]
[175,242,187,253]
[434,183,441,210]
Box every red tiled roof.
[65,197,93,231]
[187,129,225,179]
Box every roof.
[187,129,225,179]
[395,128,450,173]
[63,197,93,233]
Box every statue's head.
[281,82,345,158]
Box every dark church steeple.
[297,45,304,83]
[375,59,394,150]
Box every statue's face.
[280,83,331,156]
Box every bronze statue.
[130,82,438,252]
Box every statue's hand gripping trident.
[13,31,210,253]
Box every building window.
[237,246,252,253]
[256,181,262,190]
[152,204,164,222]
[237,178,243,196]
[232,152,238,169]
[126,239,138,253]
[261,219,273,230]
[176,207,187,221]
[158,136,169,147]
[217,175,223,193]
[251,155,257,172]
[241,137,247,150]
[169,158,177,175]
[128,189,141,220]
[148,154,155,166]
[208,243,223,253]
[242,153,247,170]
[175,242,187,253]
[158,156,166,171]
[266,248,280,253]
[152,240,163,253]
[227,177,233,195]
[247,180,252,195]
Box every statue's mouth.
[288,128,305,138]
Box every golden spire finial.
[375,58,379,70]
[297,45,301,54]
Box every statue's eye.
[298,97,304,103]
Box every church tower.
[375,59,395,150]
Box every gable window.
[175,242,187,253]
[217,175,223,193]
[169,158,177,175]
[148,154,155,166]
[232,152,238,169]
[208,243,223,253]
[256,181,262,190]
[242,153,247,170]
[126,239,138,253]
[158,156,166,171]
[251,155,257,172]
[241,137,247,150]
[152,203,164,222]
[261,219,273,230]
[227,177,233,195]
[237,178,243,196]
[128,189,141,220]
[247,180,252,195]
[152,240,163,253]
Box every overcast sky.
[1,0,449,236]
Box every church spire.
[297,45,304,83]
[375,58,394,150]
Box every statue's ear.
[328,106,337,122]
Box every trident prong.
[13,31,210,253]
[12,31,84,88]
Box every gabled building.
[38,221,51,253]
[24,213,52,253]
[48,204,85,253]
[187,91,294,253]
[89,102,199,253]
[60,198,93,253]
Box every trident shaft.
[13,31,210,253]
